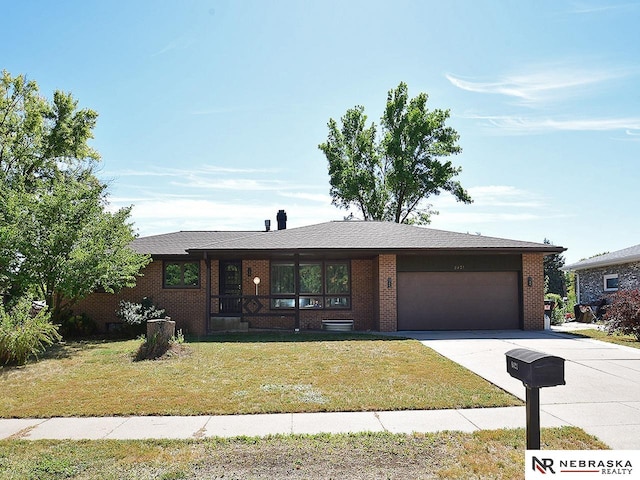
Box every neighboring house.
[75,214,564,334]
[563,244,640,305]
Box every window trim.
[270,260,351,310]
[603,273,619,292]
[163,260,201,289]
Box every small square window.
[604,274,619,292]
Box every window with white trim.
[603,274,619,292]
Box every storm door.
[219,260,242,314]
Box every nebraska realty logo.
[525,451,640,479]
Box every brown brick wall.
[242,260,270,296]
[377,254,397,332]
[76,254,393,335]
[74,259,208,335]
[522,253,545,330]
[297,259,375,331]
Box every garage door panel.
[397,272,520,330]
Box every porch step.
[209,317,249,332]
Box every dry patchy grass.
[0,333,520,418]
[565,328,640,349]
[0,427,607,479]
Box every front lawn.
[0,332,520,418]
[0,428,607,479]
[565,328,640,349]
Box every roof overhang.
[563,254,640,272]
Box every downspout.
[575,272,581,305]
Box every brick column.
[377,254,397,332]
[522,253,545,330]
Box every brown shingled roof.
[131,221,564,256]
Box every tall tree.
[13,171,150,321]
[319,82,472,224]
[0,71,150,320]
[543,238,566,296]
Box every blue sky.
[3,0,639,264]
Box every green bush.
[59,312,98,338]
[116,297,166,337]
[0,296,61,365]
[116,297,165,325]
[545,293,565,325]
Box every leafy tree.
[318,82,472,224]
[543,238,566,296]
[0,71,98,188]
[0,71,150,321]
[13,171,150,321]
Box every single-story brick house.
[563,244,640,306]
[75,215,564,334]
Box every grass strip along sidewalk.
[563,327,640,349]
[0,333,520,418]
[0,427,607,480]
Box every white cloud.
[446,65,628,107]
[108,189,342,236]
[171,177,290,191]
[428,185,558,232]
[107,165,279,178]
[151,34,197,57]
[460,113,640,135]
[569,2,639,14]
[276,191,332,203]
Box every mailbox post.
[505,348,565,449]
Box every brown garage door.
[397,271,520,330]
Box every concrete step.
[209,317,249,332]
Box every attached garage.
[396,255,522,330]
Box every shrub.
[59,312,98,338]
[116,297,166,337]
[545,293,565,325]
[116,297,165,325]
[0,296,61,365]
[604,289,640,341]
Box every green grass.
[565,328,640,348]
[0,332,520,418]
[0,428,607,479]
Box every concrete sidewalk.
[395,327,640,449]
[0,406,568,441]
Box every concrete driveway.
[396,328,640,449]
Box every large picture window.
[271,261,350,309]
[164,261,200,288]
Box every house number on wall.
[454,265,465,270]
